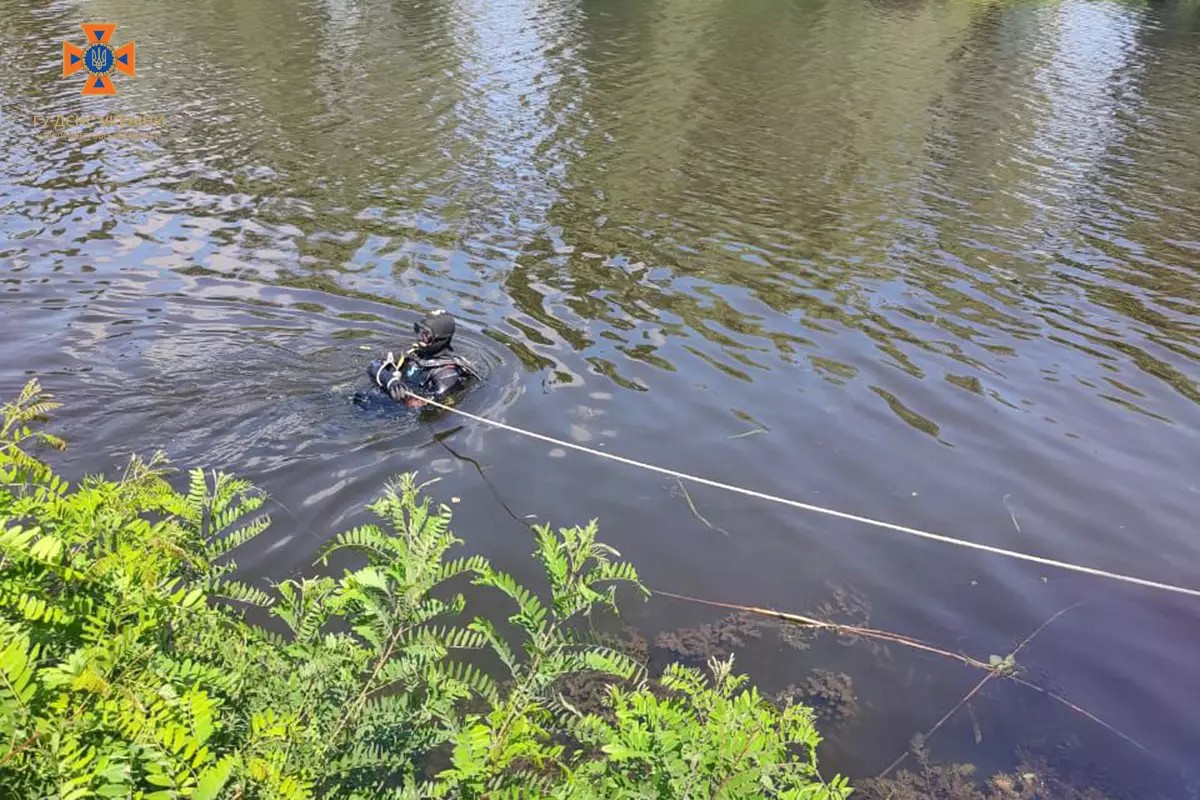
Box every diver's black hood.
[413,311,455,357]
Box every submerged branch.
[656,591,1146,765]
[653,589,989,670]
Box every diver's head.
[413,310,455,357]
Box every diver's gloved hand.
[388,380,420,406]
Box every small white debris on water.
[265,534,294,553]
[450,496,460,504]
[911,492,918,497]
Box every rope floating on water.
[413,395,1200,600]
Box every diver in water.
[367,310,479,408]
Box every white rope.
[413,394,1200,600]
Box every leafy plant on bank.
[0,379,850,800]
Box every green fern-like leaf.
[429,625,489,652]
[320,524,398,564]
[273,577,337,644]
[205,514,270,560]
[324,741,411,778]
[474,569,545,626]
[0,632,39,718]
[207,578,274,608]
[426,660,500,707]
[8,590,72,625]
[194,756,235,800]
[435,554,489,584]
[0,525,38,558]
[467,617,518,674]
[184,468,209,523]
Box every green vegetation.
[0,380,850,800]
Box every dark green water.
[2,0,1199,792]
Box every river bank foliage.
[0,379,851,799]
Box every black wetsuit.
[368,349,474,405]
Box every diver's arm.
[368,351,408,386]
[368,350,421,402]
[366,357,411,403]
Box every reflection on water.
[1,0,1199,792]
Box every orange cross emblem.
[63,23,135,96]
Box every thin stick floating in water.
[879,672,994,779]
[676,478,728,536]
[1003,493,1022,534]
[1010,676,1148,754]
[726,427,767,440]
